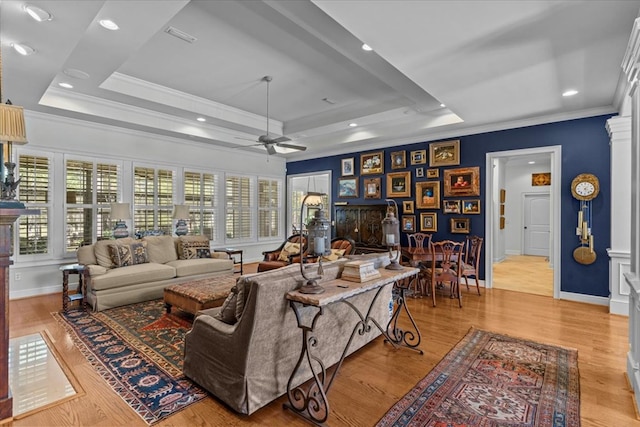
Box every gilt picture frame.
[415,181,441,209]
[361,151,384,175]
[364,177,381,199]
[450,217,470,234]
[429,139,460,167]
[403,200,414,213]
[420,212,437,232]
[341,157,354,176]
[386,171,411,198]
[443,200,461,214]
[443,166,480,197]
[391,151,406,170]
[410,149,427,165]
[462,199,481,214]
[402,215,416,233]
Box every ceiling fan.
[239,76,306,155]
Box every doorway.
[485,146,560,299]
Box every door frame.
[485,146,561,299]
[522,192,551,257]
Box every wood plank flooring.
[7,262,638,427]
[493,255,554,296]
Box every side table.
[60,263,89,312]
[213,248,243,274]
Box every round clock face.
[575,182,595,197]
[571,173,599,201]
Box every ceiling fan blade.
[276,142,307,151]
[270,136,291,143]
[235,136,258,142]
[265,144,277,155]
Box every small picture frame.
[500,189,506,203]
[391,151,406,170]
[500,204,505,215]
[361,151,384,175]
[415,181,441,209]
[415,167,424,178]
[443,200,461,214]
[426,168,439,178]
[500,216,505,229]
[386,171,411,198]
[443,166,480,197]
[403,200,414,213]
[341,157,354,176]
[338,177,358,198]
[402,215,416,232]
[450,217,470,234]
[429,139,460,167]
[532,172,551,186]
[364,177,381,199]
[462,199,481,214]
[410,149,427,165]
[420,212,437,232]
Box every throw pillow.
[278,241,300,262]
[322,248,345,262]
[214,286,238,325]
[108,241,148,267]
[179,240,211,259]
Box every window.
[184,171,217,239]
[258,178,281,238]
[288,172,331,234]
[65,159,119,251]
[134,166,174,234]
[18,154,51,255]
[225,175,253,241]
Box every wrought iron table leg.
[384,278,423,354]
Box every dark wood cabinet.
[334,204,388,253]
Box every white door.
[523,193,550,256]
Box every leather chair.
[461,235,483,295]
[329,236,356,256]
[257,234,307,272]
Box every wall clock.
[571,173,599,265]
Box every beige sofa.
[183,253,393,415]
[76,235,233,311]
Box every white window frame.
[257,176,283,241]
[132,163,177,235]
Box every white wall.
[504,160,551,254]
[10,111,287,300]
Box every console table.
[284,266,420,425]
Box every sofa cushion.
[144,235,178,264]
[94,237,134,268]
[90,263,176,291]
[322,248,345,262]
[109,241,149,267]
[178,235,211,259]
[165,258,233,277]
[278,242,300,262]
[215,286,238,324]
[77,245,97,266]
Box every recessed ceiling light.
[63,68,90,80]
[196,117,206,122]
[562,89,578,97]
[58,82,74,89]
[23,4,52,22]
[361,43,373,51]
[11,43,35,56]
[99,19,119,31]
[349,123,358,127]
[440,103,446,108]
[528,161,535,164]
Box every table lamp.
[382,199,403,270]
[173,204,190,236]
[110,203,131,239]
[299,192,329,294]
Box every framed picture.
[500,204,505,215]
[443,166,480,197]
[532,172,551,186]
[361,151,384,175]
[443,200,461,214]
[450,217,470,234]
[410,149,426,165]
[462,199,481,214]
[403,200,414,213]
[341,157,354,176]
[391,151,406,169]
[500,216,505,229]
[426,168,439,178]
[338,177,358,198]
[415,167,424,178]
[415,181,441,209]
[429,139,460,167]
[402,215,416,232]
[499,189,506,203]
[386,171,411,197]
[420,212,437,232]
[364,177,381,199]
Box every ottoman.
[164,274,238,315]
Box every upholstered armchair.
[257,234,307,272]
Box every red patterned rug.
[377,328,580,427]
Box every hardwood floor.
[7,263,638,427]
[493,255,554,297]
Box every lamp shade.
[110,203,131,220]
[0,104,28,144]
[172,204,190,219]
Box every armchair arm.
[262,250,282,261]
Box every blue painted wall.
[287,114,614,297]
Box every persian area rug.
[377,328,580,427]
[52,299,206,425]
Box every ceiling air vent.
[164,26,197,43]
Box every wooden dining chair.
[405,233,432,295]
[421,240,465,307]
[461,235,483,295]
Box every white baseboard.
[559,291,609,306]
[10,284,60,300]
[610,299,629,316]
[505,250,521,255]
